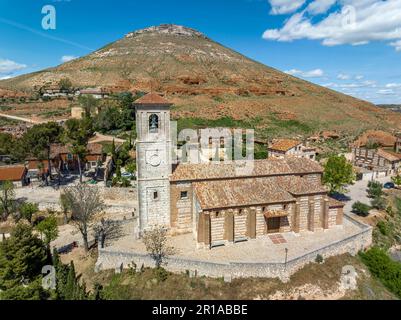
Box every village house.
[78,88,109,99]
[352,147,401,178]
[352,131,401,179]
[397,133,401,153]
[268,139,316,161]
[0,165,27,187]
[135,93,344,249]
[26,143,105,178]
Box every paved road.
[343,176,392,215]
[0,112,42,124]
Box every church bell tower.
[134,93,172,235]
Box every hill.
[1,24,400,139]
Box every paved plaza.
[108,216,365,264]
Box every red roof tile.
[268,139,302,152]
[134,93,172,105]
[0,166,26,182]
[171,157,323,182]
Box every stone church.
[135,93,345,249]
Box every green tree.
[323,155,355,194]
[36,216,59,246]
[62,261,88,300]
[94,106,123,133]
[0,180,15,221]
[63,118,94,183]
[59,78,73,91]
[22,122,63,185]
[78,95,99,117]
[367,181,384,198]
[19,202,39,224]
[125,161,136,175]
[0,132,13,155]
[0,224,48,291]
[392,174,401,188]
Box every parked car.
[384,182,395,189]
[121,172,133,178]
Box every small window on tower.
[149,114,159,133]
[153,191,159,200]
[180,191,188,199]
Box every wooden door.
[267,217,281,234]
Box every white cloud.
[377,89,395,95]
[0,58,27,74]
[337,73,350,80]
[263,0,401,52]
[268,0,306,15]
[386,83,401,88]
[285,68,324,78]
[61,55,77,63]
[355,75,364,80]
[0,75,12,80]
[390,40,401,51]
[306,0,336,15]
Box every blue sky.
[0,0,400,104]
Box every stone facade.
[352,147,401,176]
[135,95,172,234]
[135,93,345,249]
[96,215,372,282]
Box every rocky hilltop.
[1,24,400,136]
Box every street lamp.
[284,248,288,270]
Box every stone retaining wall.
[96,214,372,282]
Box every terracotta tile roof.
[0,166,26,182]
[264,210,288,218]
[268,139,301,152]
[50,144,70,158]
[87,143,103,155]
[171,157,323,182]
[134,93,172,105]
[377,148,401,162]
[275,176,328,195]
[328,197,345,208]
[193,175,326,210]
[194,177,295,210]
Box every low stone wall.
[100,186,137,202]
[96,215,372,282]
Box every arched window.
[149,114,159,133]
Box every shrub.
[352,201,371,217]
[386,206,394,217]
[153,267,169,282]
[359,247,401,298]
[376,221,390,236]
[371,196,387,210]
[315,254,324,264]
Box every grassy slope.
[70,250,395,300]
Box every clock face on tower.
[146,150,162,167]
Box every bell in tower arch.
[149,114,159,133]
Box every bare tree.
[92,218,123,248]
[64,184,105,252]
[142,226,175,268]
